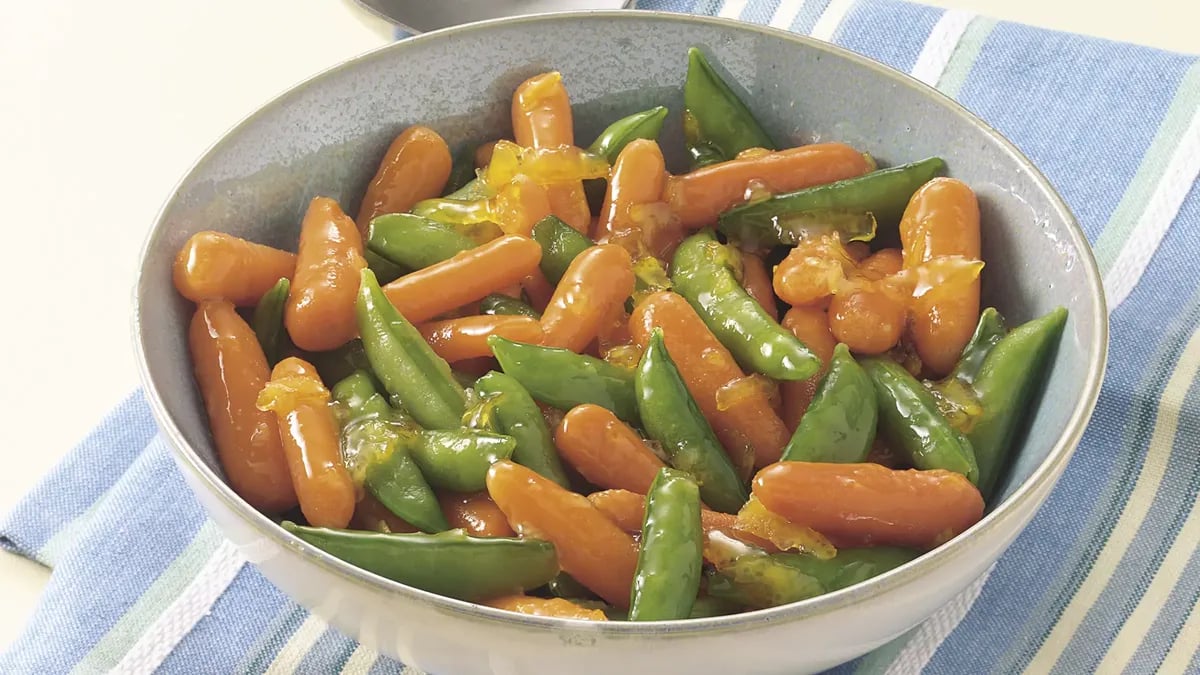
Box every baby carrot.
[596,139,668,252]
[383,235,542,324]
[540,245,635,352]
[285,197,366,352]
[173,232,295,306]
[520,268,557,313]
[256,357,356,529]
[492,175,553,237]
[511,72,591,233]
[352,493,418,534]
[753,461,984,549]
[554,404,666,494]
[189,300,297,513]
[483,595,607,621]
[739,251,778,320]
[487,460,639,607]
[666,143,873,229]
[357,125,452,231]
[630,291,790,468]
[418,315,544,362]
[829,248,906,355]
[438,491,516,538]
[900,178,982,376]
[778,306,837,430]
[587,489,778,555]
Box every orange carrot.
[487,461,638,607]
[511,72,591,233]
[771,232,854,308]
[540,245,635,352]
[778,306,837,431]
[630,291,790,468]
[829,248,906,355]
[357,125,452,231]
[587,489,779,556]
[438,491,516,538]
[596,139,668,253]
[173,232,295,306]
[256,357,355,529]
[418,315,544,362]
[753,462,984,549]
[285,197,366,351]
[666,143,872,229]
[520,268,556,312]
[382,235,542,323]
[483,595,607,620]
[492,174,553,237]
[554,404,666,494]
[189,300,297,513]
[352,493,418,534]
[739,251,778,320]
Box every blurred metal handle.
[353,0,635,34]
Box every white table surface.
[0,0,1193,653]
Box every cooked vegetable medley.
[173,48,1067,621]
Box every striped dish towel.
[4,1,1199,672]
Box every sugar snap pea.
[629,468,703,621]
[531,215,593,284]
[282,522,558,601]
[683,47,775,168]
[708,547,917,609]
[774,547,918,592]
[635,330,749,513]
[671,230,819,381]
[781,343,877,463]
[475,371,570,487]
[949,307,1008,386]
[303,338,373,386]
[587,107,669,163]
[479,293,541,318]
[410,429,516,492]
[331,370,391,420]
[367,213,477,271]
[363,249,408,285]
[251,277,290,366]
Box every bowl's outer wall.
[138,13,1102,674]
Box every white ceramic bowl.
[133,11,1107,674]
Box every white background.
[0,0,1193,651]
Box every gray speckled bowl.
[133,11,1106,675]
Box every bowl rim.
[133,9,1109,636]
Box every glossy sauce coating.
[540,244,635,352]
[487,460,638,607]
[285,197,366,351]
[829,248,906,355]
[173,232,296,306]
[511,72,591,233]
[357,125,452,231]
[554,404,666,494]
[492,174,553,237]
[257,357,356,529]
[778,306,837,431]
[418,315,544,363]
[483,595,607,620]
[188,300,297,512]
[772,233,853,308]
[438,491,516,538]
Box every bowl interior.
[137,13,1102,562]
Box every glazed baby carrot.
[540,244,635,352]
[665,143,873,229]
[511,72,591,233]
[520,268,557,312]
[352,493,418,534]
[418,315,544,362]
[753,462,984,549]
[778,306,837,430]
[173,232,296,306]
[257,357,356,529]
[739,251,778,320]
[586,489,778,555]
[630,291,790,468]
[829,248,907,355]
[189,300,297,512]
[438,491,516,538]
[899,178,982,376]
[554,404,666,494]
[357,125,452,231]
[596,139,668,252]
[487,460,639,607]
[492,175,554,237]
[772,232,854,308]
[285,197,366,351]
[483,595,607,620]
[382,235,542,324]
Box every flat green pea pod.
[356,269,467,429]
[774,547,918,592]
[587,107,669,163]
[331,370,391,421]
[475,371,571,487]
[367,213,477,271]
[479,293,540,319]
[546,572,597,600]
[531,215,592,284]
[635,330,749,513]
[683,47,775,169]
[706,553,824,609]
[410,429,516,492]
[363,249,408,285]
[671,230,820,381]
[968,307,1068,497]
[444,177,493,202]
[444,146,478,196]
[687,596,742,619]
[251,277,290,366]
[718,157,946,247]
[949,307,1008,385]
[282,522,558,601]
[927,308,1007,432]
[489,336,640,425]
[304,339,373,386]
[781,343,877,463]
[629,468,703,621]
[862,357,979,483]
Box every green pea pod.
[717,157,946,246]
[479,294,541,318]
[546,572,598,601]
[531,215,593,284]
[475,371,571,487]
[629,468,703,621]
[251,277,290,365]
[774,547,919,592]
[635,331,749,513]
[706,555,824,610]
[444,147,478,196]
[282,522,558,601]
[444,177,494,202]
[781,343,877,463]
[968,307,1068,497]
[367,213,477,270]
[683,47,775,168]
[331,370,391,421]
[862,358,979,483]
[687,596,742,619]
[672,230,820,381]
[587,107,670,162]
[489,336,640,425]
[949,307,1008,386]
[303,339,374,387]
[356,268,467,429]
[410,429,516,492]
[357,420,451,533]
